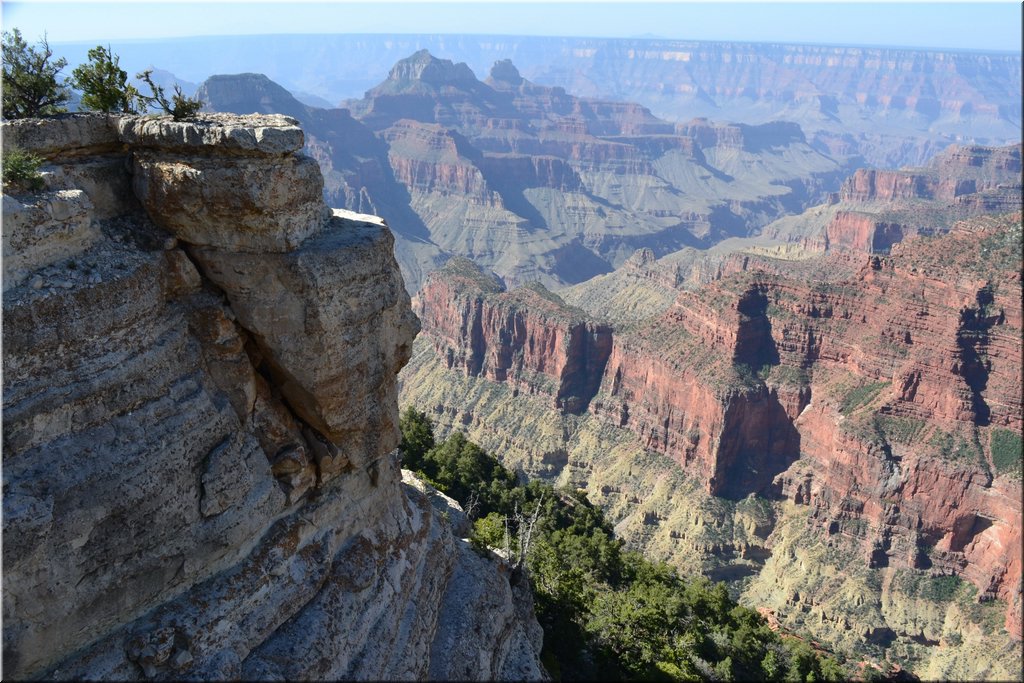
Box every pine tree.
[137,69,203,120]
[71,45,140,113]
[1,29,70,118]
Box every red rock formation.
[415,259,613,413]
[840,144,1022,204]
[808,211,896,254]
[381,122,497,202]
[415,212,1023,637]
[840,168,935,202]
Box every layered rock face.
[754,143,1024,256]
[195,73,448,293]
[202,55,850,292]
[341,53,849,290]
[839,144,1022,204]
[414,257,613,414]
[2,114,545,680]
[404,212,1022,667]
[93,34,1020,167]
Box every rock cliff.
[402,212,1022,675]
[839,144,1022,204]
[757,143,1024,257]
[2,114,545,680]
[194,73,448,294]
[414,257,613,414]
[201,56,850,292]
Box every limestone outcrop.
[2,113,545,680]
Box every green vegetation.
[2,147,45,192]
[989,428,1023,478]
[922,575,963,602]
[734,362,774,389]
[70,45,140,113]
[2,31,201,121]
[400,408,846,681]
[136,69,203,121]
[876,416,927,445]
[929,429,985,465]
[764,364,811,386]
[975,219,1023,279]
[438,256,506,294]
[839,381,888,415]
[2,28,70,118]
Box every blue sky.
[3,1,1021,52]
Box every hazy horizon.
[4,2,1022,54]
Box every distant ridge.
[52,34,1020,168]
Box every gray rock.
[0,113,121,160]
[116,113,304,156]
[2,112,545,682]
[1,190,99,292]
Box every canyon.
[558,141,1021,319]
[1,114,545,680]
[401,209,1023,678]
[5,31,1020,683]
[188,58,1022,676]
[200,52,852,293]
[53,34,1022,169]
[808,143,1023,254]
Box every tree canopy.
[398,409,848,682]
[2,29,70,118]
[70,45,140,113]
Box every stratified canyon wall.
[808,144,1024,253]
[64,34,1022,168]
[2,114,545,681]
[201,55,851,293]
[402,212,1023,678]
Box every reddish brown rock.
[816,211,906,253]
[415,258,612,413]
[414,212,1023,637]
[840,144,1021,204]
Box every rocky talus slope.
[401,213,1023,678]
[2,114,545,681]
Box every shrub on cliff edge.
[137,69,203,120]
[1,28,70,118]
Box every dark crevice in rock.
[178,243,326,500]
[733,284,781,369]
[956,284,997,426]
